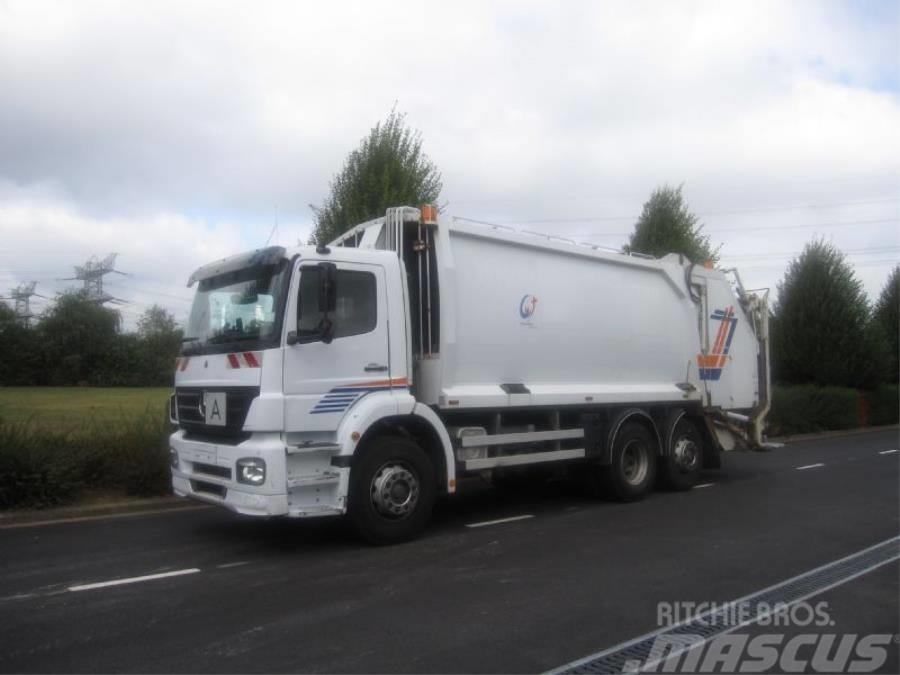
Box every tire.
[599,421,658,501]
[659,416,704,491]
[348,435,436,545]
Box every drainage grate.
[551,536,900,675]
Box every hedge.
[0,407,172,510]
[768,384,899,436]
[868,384,900,427]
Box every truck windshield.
[182,260,291,355]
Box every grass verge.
[0,405,172,510]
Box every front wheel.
[348,435,436,545]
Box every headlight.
[236,457,266,485]
[169,448,179,469]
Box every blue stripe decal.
[309,383,409,415]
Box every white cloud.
[0,0,898,323]
[0,183,311,327]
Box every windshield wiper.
[181,336,200,343]
[207,333,261,344]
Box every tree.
[0,304,44,385]
[136,305,182,386]
[138,305,177,336]
[310,109,442,245]
[625,184,719,263]
[38,292,120,385]
[872,266,899,383]
[772,239,886,389]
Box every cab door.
[282,260,391,432]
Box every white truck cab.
[170,205,770,543]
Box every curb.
[0,495,209,529]
[769,424,899,444]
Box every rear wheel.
[659,417,703,491]
[599,422,658,501]
[348,435,436,545]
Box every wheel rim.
[621,440,649,486]
[370,462,420,519]
[673,436,700,474]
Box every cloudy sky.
[1,0,898,327]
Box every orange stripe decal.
[347,377,409,388]
[712,308,730,354]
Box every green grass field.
[0,387,171,429]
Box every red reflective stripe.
[242,352,260,368]
[227,353,241,369]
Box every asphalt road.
[1,429,898,674]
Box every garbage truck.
[170,205,771,543]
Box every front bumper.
[169,430,348,518]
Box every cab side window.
[297,268,377,339]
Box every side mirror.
[318,263,337,313]
[316,263,337,344]
[289,263,337,347]
[319,317,334,344]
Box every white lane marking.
[795,463,825,470]
[68,568,200,592]
[216,561,250,569]
[879,449,898,455]
[692,483,715,489]
[465,514,534,528]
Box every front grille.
[192,462,231,479]
[191,480,227,498]
[176,386,260,437]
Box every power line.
[703,218,899,234]
[458,216,899,238]
[473,196,900,226]
[722,245,900,261]
[567,217,900,238]
[105,280,193,304]
[738,258,899,270]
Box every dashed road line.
[465,514,534,528]
[216,561,250,569]
[692,483,715,489]
[68,568,201,592]
[879,449,898,455]
[795,463,825,470]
